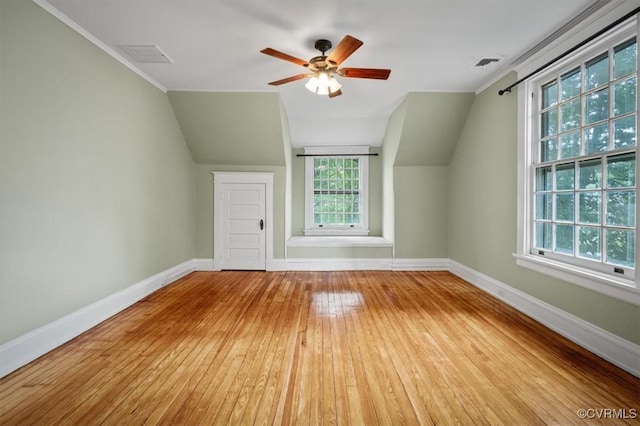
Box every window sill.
[288,236,392,247]
[513,253,639,306]
[303,229,370,236]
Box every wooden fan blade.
[339,67,391,80]
[260,48,308,67]
[267,74,308,86]
[328,89,343,98]
[326,35,363,65]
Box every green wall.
[168,91,286,166]
[394,92,475,166]
[448,73,640,344]
[0,0,195,344]
[394,166,449,258]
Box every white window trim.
[515,17,640,306]
[303,146,370,236]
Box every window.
[303,147,369,236]
[519,18,638,302]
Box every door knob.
[260,219,264,230]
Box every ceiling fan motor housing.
[308,39,339,73]
[314,39,332,54]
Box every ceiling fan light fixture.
[328,76,342,94]
[305,75,319,93]
[316,73,330,95]
[305,72,341,96]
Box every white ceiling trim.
[474,0,615,95]
[514,0,637,77]
[32,0,167,93]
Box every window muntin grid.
[533,37,637,276]
[312,157,361,228]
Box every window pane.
[536,166,552,191]
[540,138,558,162]
[560,131,580,159]
[578,192,601,224]
[555,163,575,190]
[585,88,609,124]
[613,115,637,148]
[555,224,574,254]
[607,153,636,187]
[555,193,574,221]
[614,39,637,79]
[542,81,558,109]
[579,159,602,189]
[606,191,635,227]
[312,156,362,227]
[584,123,609,154]
[578,226,601,260]
[536,193,552,220]
[560,68,581,100]
[585,54,609,90]
[535,222,552,249]
[606,229,635,267]
[541,109,558,138]
[613,76,636,117]
[560,99,581,132]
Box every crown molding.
[32,0,167,93]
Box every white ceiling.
[42,0,594,147]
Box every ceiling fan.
[260,35,391,98]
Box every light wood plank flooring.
[1,271,638,425]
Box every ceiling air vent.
[475,58,500,67]
[119,45,173,63]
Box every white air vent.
[119,45,173,63]
[475,58,500,67]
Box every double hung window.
[521,18,637,299]
[303,147,369,236]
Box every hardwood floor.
[1,271,638,425]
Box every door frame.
[212,171,274,271]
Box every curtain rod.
[498,7,639,96]
[296,153,379,157]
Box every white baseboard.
[193,258,288,272]
[0,260,195,378]
[193,258,216,271]
[392,258,450,271]
[267,259,288,271]
[448,260,640,377]
[286,258,393,271]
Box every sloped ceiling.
[394,92,476,166]
[168,92,286,165]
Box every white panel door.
[221,183,266,270]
